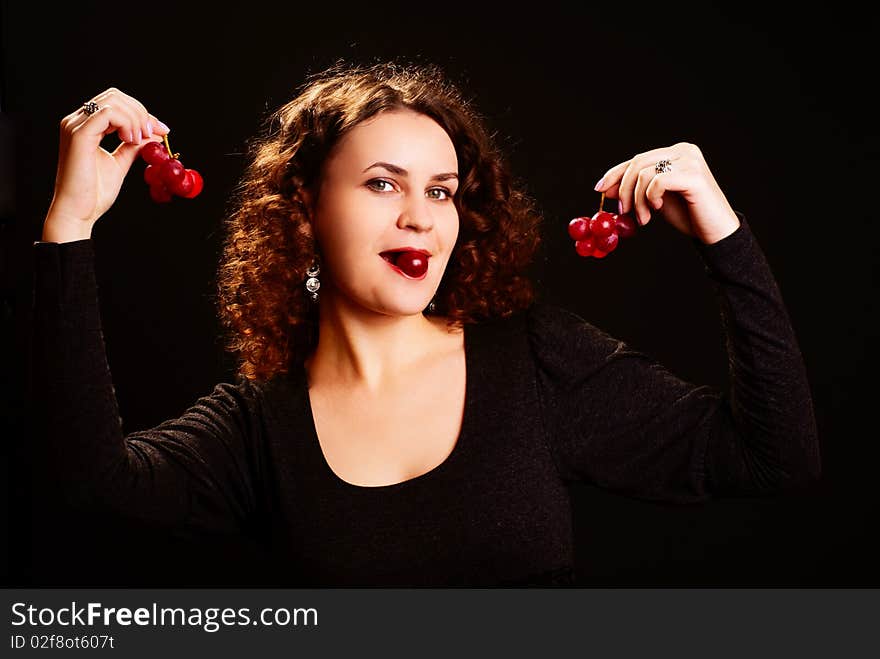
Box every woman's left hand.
[594,142,740,245]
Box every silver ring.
[655,159,673,174]
[81,101,100,116]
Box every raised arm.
[31,89,260,533]
[529,144,821,503]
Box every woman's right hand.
[44,88,170,236]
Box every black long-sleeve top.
[30,212,821,586]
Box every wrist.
[43,211,94,243]
[697,214,741,245]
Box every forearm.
[31,238,257,532]
[695,214,821,490]
[31,239,142,509]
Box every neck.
[304,286,447,394]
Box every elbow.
[789,402,823,487]
[796,442,823,488]
[805,439,823,484]
[773,432,823,493]
[794,423,823,486]
[739,430,822,496]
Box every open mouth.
[379,250,430,279]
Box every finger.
[147,113,171,137]
[593,159,635,218]
[595,154,674,219]
[113,104,144,144]
[87,90,139,139]
[594,145,678,196]
[644,167,696,231]
[102,87,149,117]
[65,104,141,162]
[106,88,169,139]
[119,104,144,144]
[616,159,641,216]
[88,88,169,142]
[643,163,701,206]
[112,133,163,173]
[633,164,659,226]
[618,153,683,217]
[593,160,629,196]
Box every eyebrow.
[362,161,458,182]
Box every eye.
[366,179,395,193]
[427,187,453,201]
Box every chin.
[373,297,433,317]
[388,304,432,317]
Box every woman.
[32,61,820,586]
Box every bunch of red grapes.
[568,193,638,258]
[138,137,203,203]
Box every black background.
[3,1,877,586]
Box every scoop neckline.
[302,322,474,492]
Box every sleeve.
[529,212,821,504]
[30,238,262,534]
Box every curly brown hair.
[217,59,543,382]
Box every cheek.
[445,207,461,245]
[314,193,366,249]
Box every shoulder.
[525,301,591,331]
[520,302,628,381]
[199,372,295,419]
[472,301,613,341]
[192,371,305,436]
[525,301,620,349]
[471,301,624,364]
[188,377,266,420]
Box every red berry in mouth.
[568,217,591,241]
[139,141,170,166]
[393,251,429,278]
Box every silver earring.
[305,258,321,303]
[427,297,437,313]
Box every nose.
[397,195,434,232]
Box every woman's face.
[308,109,460,317]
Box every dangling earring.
[427,297,437,313]
[305,258,321,303]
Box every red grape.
[568,217,590,241]
[614,212,638,239]
[168,170,194,196]
[139,141,170,166]
[592,248,610,259]
[179,169,204,198]
[575,236,596,257]
[595,231,619,253]
[144,165,161,186]
[141,136,203,203]
[589,211,616,238]
[149,182,173,203]
[158,159,186,186]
